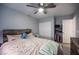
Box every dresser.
[71,37,79,55]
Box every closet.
[54,16,63,43]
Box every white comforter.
[0,37,60,55]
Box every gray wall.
[0,5,39,33]
[55,16,62,25]
[39,17,54,39]
[75,8,79,37]
[0,5,39,43]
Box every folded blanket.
[39,40,59,55]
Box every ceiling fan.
[26,3,56,14]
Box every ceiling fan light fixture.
[38,7,44,12]
[26,3,56,14]
[40,3,43,6]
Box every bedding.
[39,40,59,55]
[7,35,21,41]
[7,33,35,41]
[3,29,32,43]
[0,36,63,55]
[28,33,35,38]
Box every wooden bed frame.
[3,29,32,43]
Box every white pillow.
[28,33,35,38]
[7,35,21,42]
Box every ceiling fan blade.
[44,3,56,8]
[26,5,38,8]
[34,11,38,14]
[43,10,47,14]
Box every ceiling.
[3,3,79,19]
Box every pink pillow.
[7,35,21,42]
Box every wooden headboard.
[3,29,32,43]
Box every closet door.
[39,21,51,39]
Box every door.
[63,20,75,43]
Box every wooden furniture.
[3,29,32,43]
[71,37,79,55]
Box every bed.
[0,29,63,55]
